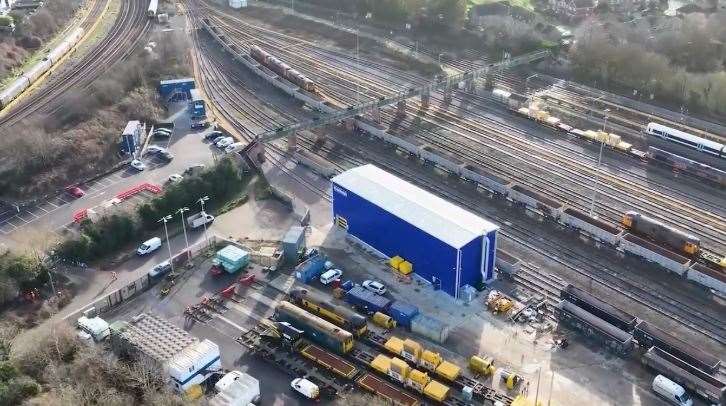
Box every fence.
[64,235,221,322]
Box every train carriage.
[274,301,354,354]
[646,122,725,160]
[289,288,368,337]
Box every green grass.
[467,0,535,11]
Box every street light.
[177,207,191,262]
[589,109,610,217]
[158,215,174,272]
[197,196,211,250]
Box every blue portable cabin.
[159,77,195,99]
[387,300,419,328]
[118,120,141,154]
[331,164,499,298]
[189,88,206,118]
[295,254,327,283]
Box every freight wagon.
[559,285,638,332]
[289,288,368,336]
[248,45,317,92]
[356,373,421,406]
[559,207,623,246]
[620,233,691,276]
[687,263,726,293]
[622,211,700,256]
[495,250,521,275]
[274,301,354,354]
[507,184,563,218]
[370,354,452,403]
[633,321,721,375]
[460,164,511,195]
[554,300,634,355]
[642,347,726,405]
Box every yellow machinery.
[373,312,396,329]
[500,370,523,390]
[389,255,404,269]
[401,338,423,363]
[369,353,451,402]
[419,349,443,371]
[469,355,496,376]
[398,260,413,275]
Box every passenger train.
[645,122,726,160]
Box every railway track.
[189,2,726,347]
[0,0,151,128]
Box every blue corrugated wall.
[332,183,492,297]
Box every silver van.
[652,375,692,406]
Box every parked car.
[191,121,209,130]
[362,280,387,295]
[149,260,172,277]
[215,137,234,149]
[66,186,85,198]
[205,130,224,141]
[145,145,166,155]
[225,142,244,153]
[152,129,172,138]
[167,174,183,183]
[137,237,162,255]
[320,269,342,285]
[159,151,174,162]
[130,159,146,171]
[183,164,206,175]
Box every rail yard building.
[331,164,499,298]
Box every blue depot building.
[331,164,499,298]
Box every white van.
[137,237,162,255]
[291,377,319,400]
[652,375,692,406]
[77,316,110,342]
[319,269,342,285]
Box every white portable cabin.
[166,339,221,392]
[211,371,260,406]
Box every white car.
[167,174,183,183]
[362,280,386,295]
[215,137,234,148]
[130,159,146,171]
[149,260,172,277]
[225,142,244,154]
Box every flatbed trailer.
[357,373,421,406]
[300,343,358,379]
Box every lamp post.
[589,109,610,217]
[158,215,174,272]
[197,196,211,251]
[177,207,191,262]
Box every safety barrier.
[115,183,162,201]
[72,209,88,223]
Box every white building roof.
[332,164,499,248]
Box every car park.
[320,269,342,285]
[130,159,146,171]
[167,174,183,183]
[66,186,85,198]
[137,237,162,255]
[149,260,172,277]
[215,137,234,149]
[362,280,387,295]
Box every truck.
[210,371,260,406]
[187,212,214,229]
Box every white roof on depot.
[332,164,498,248]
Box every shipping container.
[410,314,450,344]
[344,286,391,314]
[295,254,327,283]
[282,226,306,263]
[423,380,450,402]
[167,340,221,392]
[435,361,461,382]
[332,165,499,298]
[388,301,420,328]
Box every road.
[0,104,218,250]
